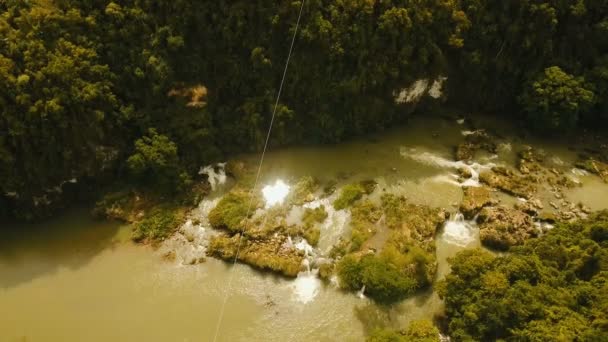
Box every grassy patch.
[348,200,382,252]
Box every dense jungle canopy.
[1,0,608,219]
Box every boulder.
[460,186,496,219]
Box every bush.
[127,129,191,193]
[367,320,440,342]
[132,207,182,242]
[208,189,257,233]
[333,183,366,210]
[337,253,417,303]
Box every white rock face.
[394,76,447,104]
[198,163,227,191]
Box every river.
[2,114,607,341]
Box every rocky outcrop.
[460,186,496,219]
[477,206,537,251]
[576,158,608,182]
[456,130,497,161]
[518,145,545,174]
[479,166,536,199]
[208,233,304,277]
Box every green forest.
[2,0,608,220]
[2,1,608,341]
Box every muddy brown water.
[2,115,607,341]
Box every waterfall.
[356,285,366,299]
[441,212,479,247]
[400,148,495,187]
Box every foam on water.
[441,213,478,247]
[160,198,219,265]
[291,269,321,304]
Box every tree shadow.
[0,209,122,289]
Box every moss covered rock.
[518,145,546,174]
[477,206,537,250]
[381,194,446,248]
[288,176,318,205]
[208,233,304,277]
[460,186,496,219]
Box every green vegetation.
[333,184,366,210]
[208,189,260,233]
[438,212,608,341]
[451,1,608,132]
[368,320,440,342]
[2,1,608,220]
[208,234,303,277]
[132,206,184,243]
[288,176,318,206]
[336,196,444,302]
[298,205,328,246]
[520,66,595,132]
[127,129,191,193]
[348,201,382,252]
[337,253,417,303]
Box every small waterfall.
[356,285,366,299]
[441,213,478,247]
[400,148,495,187]
[290,237,321,304]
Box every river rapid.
[2,114,608,341]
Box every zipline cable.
[211,1,306,341]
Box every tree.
[519,66,595,132]
[127,129,190,192]
[438,212,608,341]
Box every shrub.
[333,183,366,210]
[337,253,417,303]
[208,189,257,233]
[367,320,440,342]
[127,129,191,192]
[132,207,182,242]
